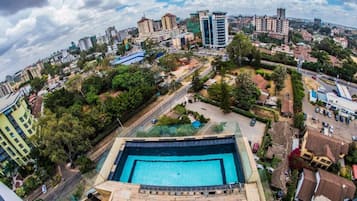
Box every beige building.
[161,13,177,30]
[172,32,194,49]
[300,129,349,169]
[137,17,154,36]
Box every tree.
[158,54,180,72]
[294,112,305,130]
[220,80,231,113]
[233,73,260,110]
[227,33,253,65]
[191,70,202,92]
[30,77,46,92]
[271,66,287,93]
[34,111,94,165]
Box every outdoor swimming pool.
[109,137,245,187]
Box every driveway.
[186,101,266,144]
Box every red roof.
[353,165,357,180]
[252,74,268,91]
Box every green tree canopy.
[227,33,253,65]
[271,65,287,93]
[233,73,260,110]
[30,77,46,92]
[34,111,94,165]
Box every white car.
[256,164,264,170]
[329,126,334,133]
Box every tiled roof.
[297,169,316,201]
[305,129,349,163]
[315,169,356,201]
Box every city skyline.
[1,0,357,81]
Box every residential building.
[161,13,177,30]
[96,35,109,45]
[137,17,154,36]
[254,8,289,36]
[0,91,35,168]
[78,37,94,51]
[153,20,162,32]
[0,82,14,98]
[106,26,119,43]
[172,32,194,49]
[295,168,355,201]
[300,129,349,169]
[281,98,293,118]
[300,29,313,42]
[200,11,228,48]
[271,44,294,56]
[5,75,13,83]
[24,65,42,80]
[293,43,317,63]
[333,37,348,49]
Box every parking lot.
[303,90,357,142]
[186,101,266,144]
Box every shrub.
[16,187,26,198]
[75,156,94,174]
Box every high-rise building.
[200,12,228,48]
[277,8,286,19]
[0,91,35,168]
[187,13,201,34]
[137,17,154,36]
[161,13,177,30]
[106,26,119,42]
[153,20,162,32]
[254,8,289,36]
[0,82,13,98]
[314,18,322,27]
[78,37,94,52]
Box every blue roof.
[110,51,145,66]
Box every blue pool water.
[119,153,238,186]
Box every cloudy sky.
[0,0,356,81]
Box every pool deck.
[93,134,265,201]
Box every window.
[19,117,24,122]
[2,142,6,146]
[28,118,32,125]
[24,123,28,129]
[24,113,28,119]
[14,138,19,143]
[28,129,33,134]
[10,133,14,138]
[23,149,28,154]
[19,144,24,148]
[5,126,10,132]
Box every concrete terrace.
[92,134,265,201]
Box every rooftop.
[305,129,349,163]
[0,91,23,114]
[326,92,357,113]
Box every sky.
[0,0,357,81]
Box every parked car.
[303,113,307,120]
[250,118,257,127]
[151,118,158,124]
[256,164,264,170]
[327,112,332,118]
[329,126,334,133]
[252,143,259,153]
[340,115,344,122]
[335,114,339,121]
[312,76,317,80]
[315,107,320,113]
[346,118,350,125]
[323,109,327,116]
[266,167,275,174]
[322,122,329,128]
[352,136,357,142]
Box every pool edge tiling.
[94,134,266,201]
[108,136,245,188]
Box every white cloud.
[0,0,357,81]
